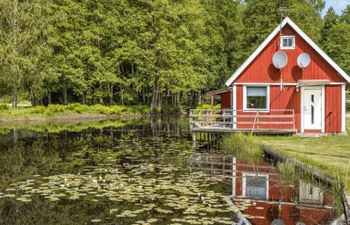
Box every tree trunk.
[11,0,18,109]
[81,93,85,105]
[151,77,161,112]
[48,92,52,105]
[62,79,68,105]
[109,84,114,105]
[12,86,18,108]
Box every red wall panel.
[219,92,231,109]
[325,86,342,133]
[235,25,345,83]
[236,85,301,131]
[235,85,343,132]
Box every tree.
[0,0,49,107]
[241,0,324,61]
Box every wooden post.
[192,132,196,150]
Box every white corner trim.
[225,17,350,86]
[232,84,237,129]
[243,85,270,112]
[232,157,237,196]
[322,85,325,133]
[242,172,269,200]
[342,84,346,133]
[300,87,304,133]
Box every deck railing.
[189,109,295,132]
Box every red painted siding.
[235,85,343,132]
[219,91,231,109]
[235,25,346,83]
[236,85,301,131]
[325,85,342,133]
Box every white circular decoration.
[297,53,311,69]
[272,51,288,69]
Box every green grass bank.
[253,121,350,192]
[0,104,149,122]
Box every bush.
[161,105,181,115]
[0,104,9,111]
[196,104,220,110]
[130,105,150,114]
[30,106,46,114]
[46,105,66,115]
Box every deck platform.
[192,126,297,135]
[189,109,297,135]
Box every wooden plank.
[192,128,296,134]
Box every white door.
[303,88,322,130]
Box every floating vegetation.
[1,163,236,224]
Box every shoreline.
[0,113,147,124]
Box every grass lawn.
[0,104,149,122]
[254,120,350,192]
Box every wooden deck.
[189,109,297,135]
[192,126,297,135]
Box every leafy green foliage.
[0,104,149,120]
[1,0,349,110]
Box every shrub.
[196,104,220,110]
[0,104,9,111]
[161,105,181,115]
[66,103,82,111]
[130,105,150,114]
[46,105,67,115]
[30,106,46,114]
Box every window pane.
[245,176,267,199]
[288,38,293,46]
[247,87,267,96]
[281,36,295,48]
[246,86,267,109]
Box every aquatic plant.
[1,163,237,224]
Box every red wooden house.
[194,17,349,134]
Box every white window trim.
[232,84,237,129]
[243,85,270,112]
[342,84,346,133]
[242,172,269,200]
[280,35,295,50]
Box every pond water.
[0,117,341,225]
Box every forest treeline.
[0,0,349,112]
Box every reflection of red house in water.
[232,159,335,225]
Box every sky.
[323,0,350,15]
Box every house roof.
[203,88,231,96]
[225,17,350,86]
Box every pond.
[0,117,341,225]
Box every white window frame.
[280,35,295,50]
[242,172,269,200]
[243,85,270,112]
